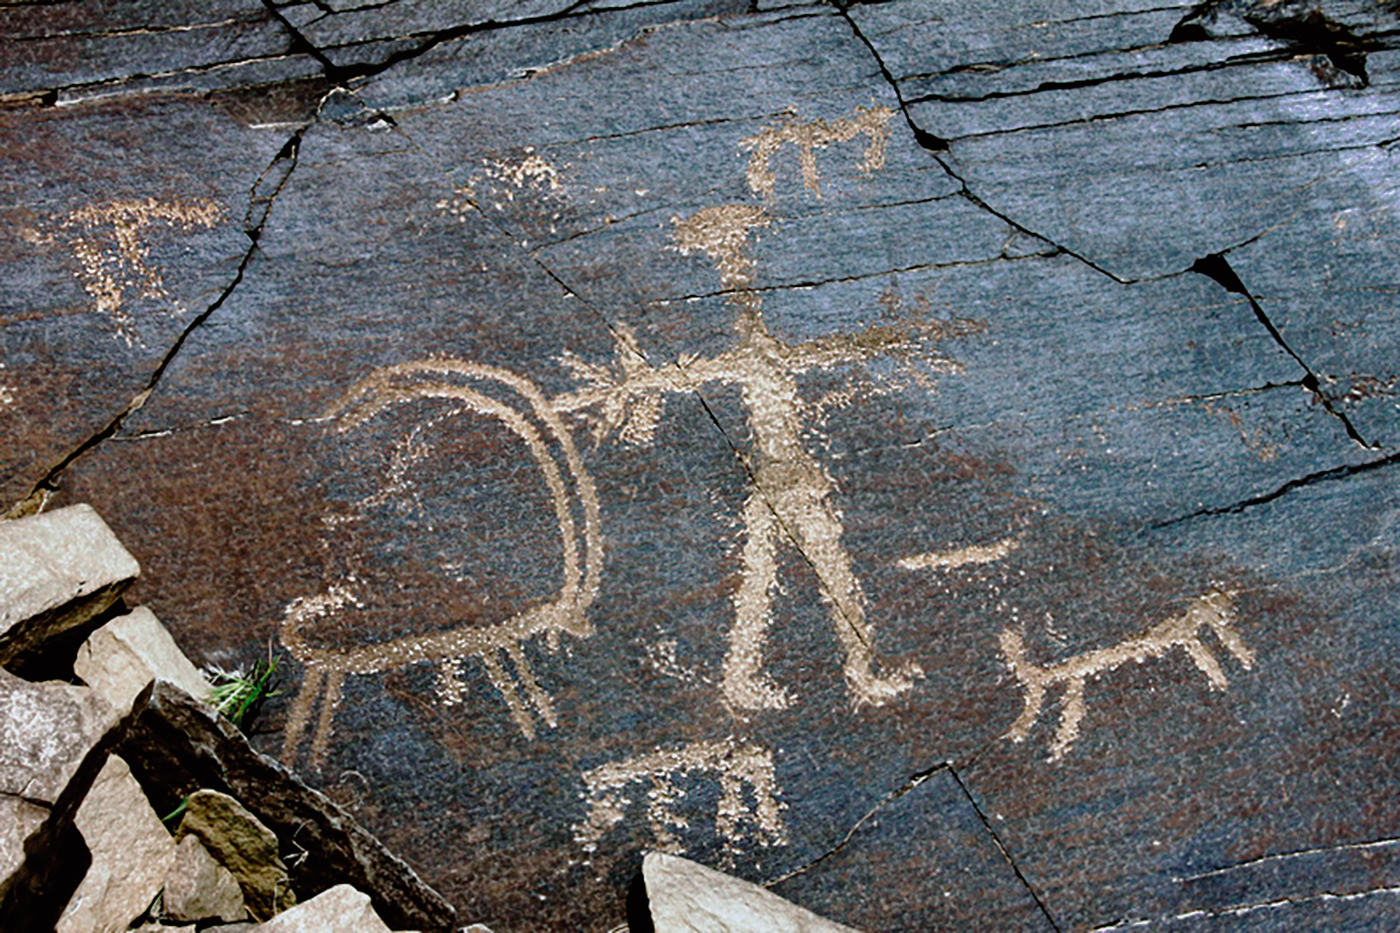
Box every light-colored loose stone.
[57,754,178,933]
[0,668,119,916]
[175,789,295,920]
[0,668,118,803]
[74,606,212,715]
[164,835,247,924]
[643,852,862,933]
[0,796,48,885]
[249,884,392,933]
[0,504,140,670]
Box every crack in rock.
[4,127,309,519]
[1188,251,1377,449]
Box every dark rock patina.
[4,1,1399,929]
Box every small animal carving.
[1000,590,1255,761]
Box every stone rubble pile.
[0,504,860,932]
[0,505,453,933]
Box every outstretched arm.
[551,323,742,444]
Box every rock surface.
[0,667,118,928]
[116,681,455,932]
[175,790,294,921]
[642,853,859,933]
[0,504,139,677]
[247,884,392,933]
[5,1,1400,929]
[163,835,247,925]
[74,606,211,715]
[57,754,177,933]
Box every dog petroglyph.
[1000,590,1255,761]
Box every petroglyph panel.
[17,3,1400,930]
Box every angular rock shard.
[0,668,119,930]
[115,681,455,933]
[248,884,393,933]
[0,504,140,678]
[57,754,177,933]
[74,606,212,716]
[164,834,247,925]
[176,789,295,921]
[641,852,861,933]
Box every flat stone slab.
[56,754,177,933]
[3,1,1398,929]
[0,504,139,675]
[74,605,211,715]
[643,852,858,933]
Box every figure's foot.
[849,659,923,708]
[722,671,794,711]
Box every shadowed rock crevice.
[1189,251,1377,450]
[831,1,1145,286]
[948,766,1062,932]
[1171,0,1398,88]
[1150,445,1400,528]
[763,763,951,887]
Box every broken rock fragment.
[73,605,212,715]
[0,668,119,927]
[641,853,861,932]
[0,504,140,677]
[115,681,456,931]
[56,754,177,933]
[248,884,392,933]
[175,789,295,921]
[163,834,247,924]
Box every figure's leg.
[724,491,792,710]
[505,641,558,729]
[281,666,323,765]
[309,668,345,771]
[1209,618,1256,669]
[1049,676,1085,762]
[999,629,1045,741]
[482,646,538,739]
[1181,634,1229,689]
[791,494,921,706]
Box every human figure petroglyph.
[554,204,977,711]
[280,361,603,769]
[21,197,222,346]
[999,590,1255,761]
[740,105,895,200]
[573,738,787,862]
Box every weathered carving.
[573,738,787,863]
[1000,590,1255,761]
[21,198,222,345]
[280,362,603,769]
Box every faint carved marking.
[436,151,564,221]
[739,105,895,200]
[573,738,787,863]
[281,362,603,769]
[21,198,222,346]
[555,200,974,712]
[1000,591,1255,761]
[898,537,1019,572]
[1201,401,1280,462]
